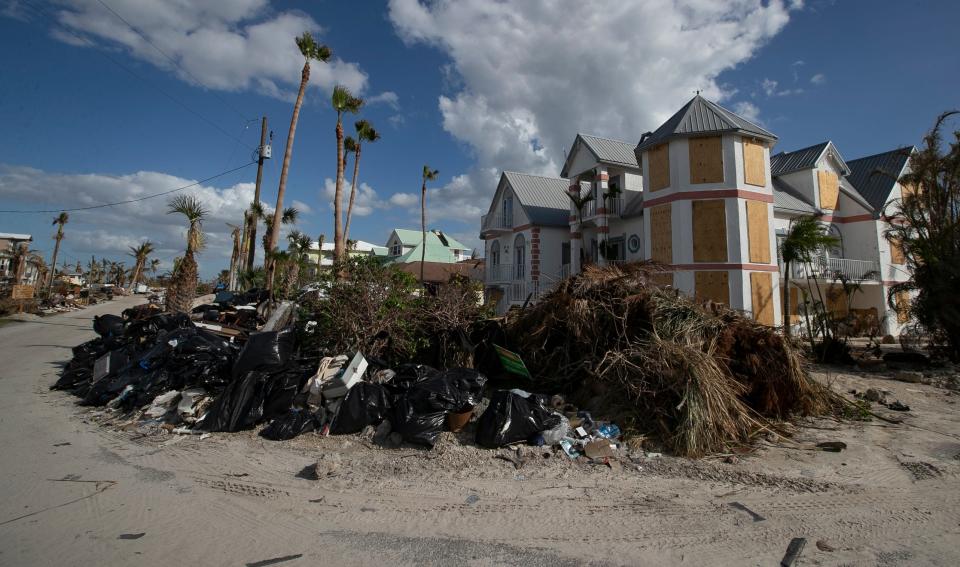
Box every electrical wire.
[0,161,256,214]
[94,0,251,122]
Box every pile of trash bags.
[54,308,618,454]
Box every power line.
[19,0,251,146]
[94,0,251,122]
[0,162,256,214]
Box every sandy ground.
[1,296,959,567]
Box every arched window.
[826,224,843,258]
[513,233,526,279]
[490,241,500,266]
[503,195,513,225]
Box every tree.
[331,85,364,266]
[316,233,326,273]
[779,215,839,346]
[127,241,155,288]
[885,111,960,357]
[227,223,242,290]
[344,119,381,242]
[420,165,440,285]
[148,258,160,281]
[46,212,69,296]
[165,195,207,314]
[267,32,331,292]
[283,230,312,297]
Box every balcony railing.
[486,263,513,282]
[783,255,880,282]
[481,213,511,232]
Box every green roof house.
[385,229,470,264]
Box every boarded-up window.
[818,170,839,210]
[746,200,771,263]
[688,136,723,184]
[743,139,766,187]
[649,204,672,264]
[783,286,801,324]
[648,144,670,191]
[750,272,775,325]
[695,271,729,305]
[889,237,906,265]
[650,272,674,288]
[692,200,727,262]
[895,291,910,323]
[826,285,848,316]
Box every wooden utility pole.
[246,116,269,270]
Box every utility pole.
[246,116,270,270]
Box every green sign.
[493,344,531,378]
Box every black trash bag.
[93,314,125,338]
[81,364,145,407]
[475,390,561,448]
[191,303,219,314]
[390,397,446,448]
[392,363,439,388]
[404,376,462,413]
[259,409,317,441]
[232,328,295,378]
[125,313,192,345]
[440,368,487,410]
[199,371,268,432]
[52,366,92,391]
[260,365,311,421]
[329,383,392,435]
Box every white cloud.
[761,77,803,97]
[387,0,797,222]
[388,114,406,128]
[47,0,368,98]
[321,177,388,217]
[733,102,762,126]
[810,73,827,85]
[291,199,312,214]
[0,163,283,277]
[388,193,418,207]
[367,91,400,109]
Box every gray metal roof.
[845,147,913,212]
[772,177,817,214]
[620,190,645,218]
[770,141,850,177]
[502,171,573,226]
[579,134,639,169]
[838,176,876,212]
[635,95,777,152]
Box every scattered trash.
[728,501,766,522]
[260,409,318,441]
[816,540,835,552]
[559,438,581,459]
[886,400,911,412]
[780,537,807,566]
[465,494,479,505]
[245,554,304,567]
[583,439,616,459]
[117,532,145,540]
[475,390,560,448]
[816,441,847,452]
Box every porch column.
[596,167,609,266]
[568,183,582,274]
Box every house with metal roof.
[479,94,917,335]
[304,239,388,277]
[385,229,470,265]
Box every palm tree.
[11,243,32,284]
[344,119,381,243]
[227,223,242,290]
[148,259,161,283]
[46,212,69,296]
[268,32,331,289]
[780,215,839,340]
[262,207,298,290]
[283,230,312,296]
[331,85,364,265]
[86,256,100,285]
[316,233,326,273]
[127,241,155,288]
[420,165,440,284]
[165,195,208,313]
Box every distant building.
[385,229,470,264]
[0,232,43,288]
[304,239,388,277]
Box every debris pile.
[506,263,835,457]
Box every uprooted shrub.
[506,262,836,457]
[301,257,492,366]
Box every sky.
[1,0,957,278]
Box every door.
[513,234,525,279]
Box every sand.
[1,295,959,566]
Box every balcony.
[783,255,881,282]
[486,263,514,283]
[481,213,512,234]
[579,196,623,221]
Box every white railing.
[605,197,623,216]
[486,263,513,282]
[783,255,880,282]
[481,213,511,231]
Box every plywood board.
[750,272,775,325]
[895,291,910,323]
[694,271,729,305]
[787,286,800,323]
[649,204,672,264]
[826,284,848,315]
[743,139,766,187]
[688,136,723,184]
[817,170,839,210]
[746,200,771,263]
[889,237,906,265]
[692,200,728,262]
[648,143,670,191]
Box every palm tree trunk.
[333,114,346,268]
[344,145,362,243]
[268,60,310,293]
[420,179,427,286]
[47,232,62,297]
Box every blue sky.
[1,0,956,277]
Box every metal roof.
[772,178,817,214]
[838,176,876,212]
[578,134,639,169]
[635,95,777,152]
[845,147,913,212]
[770,141,850,177]
[501,171,576,226]
[0,233,33,241]
[389,229,468,251]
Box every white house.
[480,95,915,336]
[304,239,388,278]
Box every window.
[561,242,570,266]
[503,195,513,225]
[490,241,500,266]
[389,240,402,256]
[513,234,525,279]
